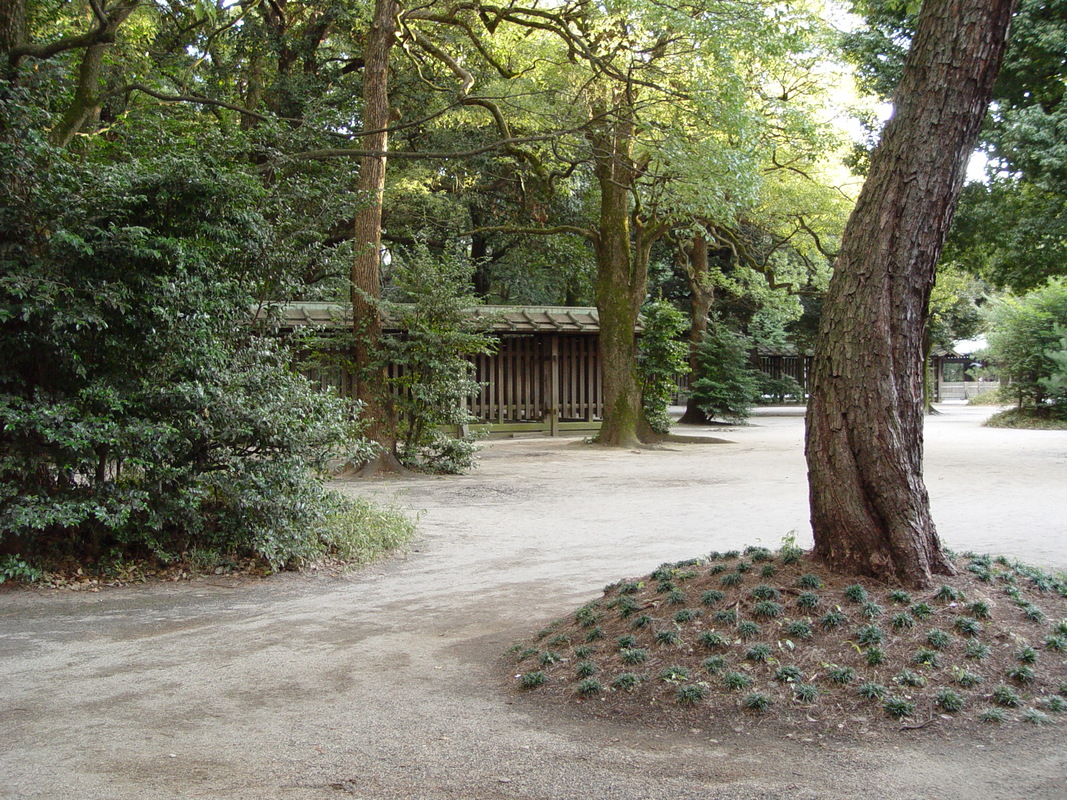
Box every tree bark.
[350,0,403,474]
[587,93,646,447]
[805,0,1017,586]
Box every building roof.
[264,302,614,334]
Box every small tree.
[382,245,496,473]
[637,301,690,435]
[689,321,761,423]
[986,282,1067,411]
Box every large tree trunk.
[350,0,403,474]
[805,0,1016,586]
[587,98,646,447]
[678,235,715,425]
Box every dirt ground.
[2,405,1066,800]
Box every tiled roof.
[263,302,614,334]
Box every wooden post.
[546,335,560,436]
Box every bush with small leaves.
[576,605,602,627]
[793,683,819,702]
[660,665,690,682]
[617,596,642,618]
[796,592,820,610]
[746,546,773,562]
[721,573,744,587]
[891,612,915,631]
[760,565,777,578]
[702,590,725,606]
[699,631,727,649]
[1044,696,1067,712]
[926,629,952,649]
[884,697,915,719]
[910,602,933,619]
[968,600,991,619]
[612,672,642,690]
[953,617,982,636]
[965,640,991,660]
[797,574,822,589]
[865,647,886,666]
[752,601,783,619]
[617,635,638,650]
[735,561,752,574]
[953,668,982,688]
[786,620,814,639]
[576,678,602,696]
[744,692,773,712]
[517,648,538,661]
[827,665,855,685]
[935,584,964,602]
[821,610,847,630]
[703,656,728,674]
[1056,620,1067,636]
[779,545,803,565]
[657,580,676,594]
[1023,709,1050,725]
[633,615,653,629]
[723,671,753,691]
[709,564,728,575]
[913,648,941,668]
[775,665,803,683]
[521,671,547,688]
[540,651,562,666]
[1007,665,1035,684]
[861,602,884,619]
[585,626,604,642]
[1045,635,1067,652]
[745,644,772,663]
[621,648,648,665]
[618,581,641,594]
[737,621,761,639]
[843,585,869,604]
[1020,603,1045,622]
[655,630,682,646]
[856,625,884,645]
[547,634,570,648]
[751,584,780,600]
[936,689,965,713]
[1016,646,1038,664]
[677,683,707,705]
[674,608,698,623]
[980,708,1007,723]
[576,661,597,678]
[858,682,888,700]
[888,590,912,605]
[993,685,1022,707]
[667,589,687,606]
[896,670,926,688]
[723,550,740,559]
[714,609,738,624]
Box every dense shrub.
[689,320,761,422]
[0,100,389,569]
[638,300,690,433]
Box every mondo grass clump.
[507,548,1067,731]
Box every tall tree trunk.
[351,0,403,473]
[805,0,1016,586]
[587,97,646,447]
[678,235,715,425]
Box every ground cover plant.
[509,546,1067,731]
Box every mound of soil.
[507,547,1067,734]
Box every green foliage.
[637,300,689,434]
[677,684,708,705]
[380,244,497,473]
[612,672,643,690]
[520,671,547,689]
[0,555,42,584]
[985,282,1067,412]
[0,116,381,569]
[688,320,761,423]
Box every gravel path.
[2,405,1066,799]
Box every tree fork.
[805,0,1017,587]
